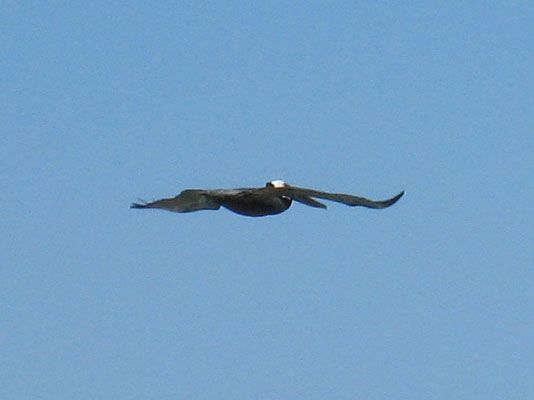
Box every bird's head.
[266,180,288,188]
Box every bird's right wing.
[130,190,221,213]
[280,186,404,209]
[292,196,327,209]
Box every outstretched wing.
[131,190,221,213]
[279,186,404,209]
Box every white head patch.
[269,179,286,188]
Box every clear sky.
[2,1,533,399]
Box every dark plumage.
[131,180,404,217]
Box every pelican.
[131,180,404,217]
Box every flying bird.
[131,180,404,217]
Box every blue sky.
[2,1,533,399]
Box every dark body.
[215,188,292,216]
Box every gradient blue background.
[3,2,533,399]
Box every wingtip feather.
[130,199,149,209]
[385,190,405,207]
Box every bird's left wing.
[131,189,221,213]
